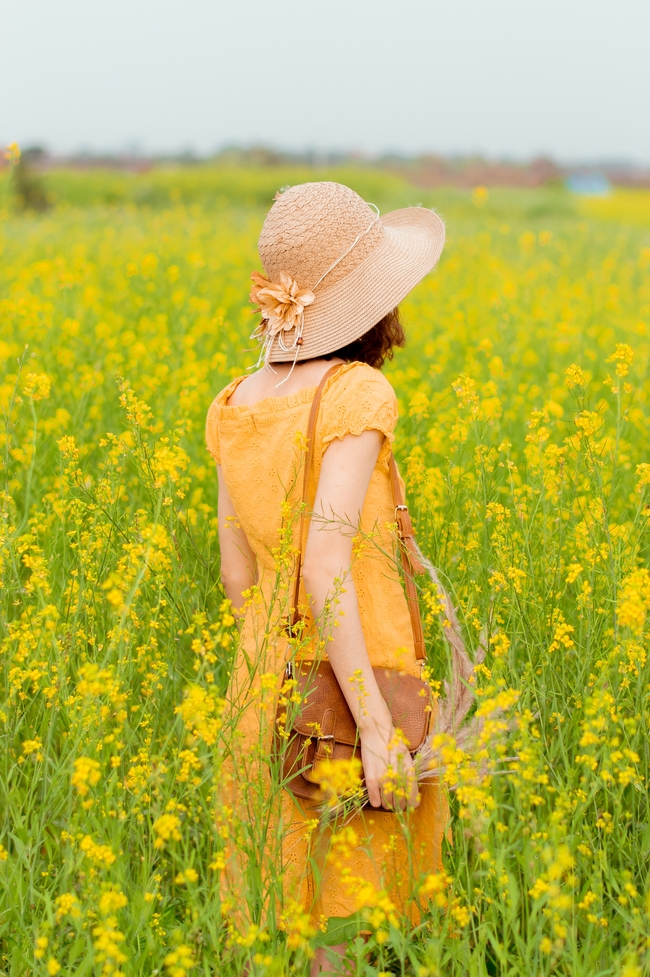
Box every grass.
[1,167,650,975]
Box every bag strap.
[291,363,427,662]
[388,452,427,660]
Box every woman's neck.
[227,357,346,407]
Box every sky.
[2,0,650,163]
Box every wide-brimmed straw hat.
[249,181,445,364]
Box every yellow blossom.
[72,756,101,796]
[79,835,116,866]
[174,868,198,885]
[99,888,128,915]
[153,813,182,849]
[565,364,587,389]
[164,944,196,977]
[55,892,81,920]
[23,372,51,401]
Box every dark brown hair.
[324,307,405,369]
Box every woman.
[206,182,447,974]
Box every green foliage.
[1,176,650,974]
[42,165,414,212]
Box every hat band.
[310,203,380,291]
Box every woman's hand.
[359,723,420,812]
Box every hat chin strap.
[270,203,380,388]
[272,314,305,386]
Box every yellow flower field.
[1,167,650,975]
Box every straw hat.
[249,181,445,363]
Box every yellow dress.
[206,361,447,927]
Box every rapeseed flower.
[2,171,650,972]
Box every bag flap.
[290,661,430,751]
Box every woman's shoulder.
[321,362,398,444]
[325,361,396,404]
[205,376,247,462]
[206,376,246,415]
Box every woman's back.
[207,361,399,576]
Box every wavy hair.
[324,307,405,369]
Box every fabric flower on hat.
[250,271,315,338]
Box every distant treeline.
[4,145,650,191]
[1,160,585,220]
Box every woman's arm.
[302,432,418,812]
[217,464,257,616]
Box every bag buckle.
[303,732,335,784]
[315,710,336,759]
[395,504,413,539]
[314,733,334,762]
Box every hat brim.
[267,207,445,362]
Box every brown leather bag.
[273,364,431,805]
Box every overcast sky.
[2,0,649,162]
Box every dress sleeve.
[205,377,245,464]
[205,398,221,464]
[320,363,398,446]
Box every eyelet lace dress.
[206,361,448,929]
